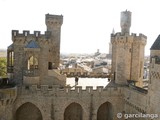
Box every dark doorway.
[64,102,83,120]
[16,102,42,120]
[97,102,113,120]
[48,62,52,70]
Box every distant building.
[94,49,101,56]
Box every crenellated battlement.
[45,14,63,27]
[111,32,147,45]
[131,33,147,38]
[12,30,51,39]
[131,33,147,44]
[111,32,147,39]
[111,32,126,38]
[111,32,133,44]
[18,85,123,97]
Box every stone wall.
[10,85,124,120]
[148,58,160,117]
[111,33,146,87]
[0,87,17,120]
[11,30,52,85]
[123,86,148,113]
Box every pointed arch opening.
[97,102,113,120]
[64,102,83,120]
[7,50,14,73]
[28,56,38,70]
[16,102,42,120]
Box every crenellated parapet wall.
[13,84,125,120]
[18,85,123,97]
[131,33,147,39]
[111,32,146,45]
[45,14,63,28]
[12,30,51,43]
[0,87,17,106]
[132,33,147,46]
[111,32,147,38]
[111,32,132,44]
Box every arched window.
[28,56,38,70]
[7,50,14,73]
[8,51,14,67]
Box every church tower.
[111,10,147,87]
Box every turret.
[7,14,65,86]
[45,14,63,31]
[45,14,63,68]
[120,10,131,35]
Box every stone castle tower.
[111,10,147,87]
[2,11,160,120]
[45,14,63,68]
[7,14,65,86]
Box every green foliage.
[0,57,7,78]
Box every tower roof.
[150,35,160,50]
[25,40,39,48]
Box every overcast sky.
[0,0,160,55]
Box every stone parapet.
[18,85,123,97]
[12,30,51,40]
[0,87,17,106]
[45,14,63,27]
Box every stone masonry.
[0,11,160,120]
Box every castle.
[0,10,160,120]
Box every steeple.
[112,28,115,34]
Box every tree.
[0,57,7,78]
